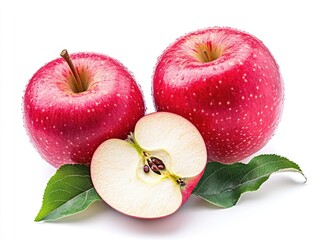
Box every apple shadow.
[44,200,192,235]
[186,194,222,210]
[109,194,226,236]
[109,206,192,235]
[40,173,306,237]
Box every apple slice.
[91,112,207,219]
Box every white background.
[0,0,318,239]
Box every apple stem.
[60,49,84,93]
[203,51,210,62]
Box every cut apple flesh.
[134,112,207,177]
[91,112,207,218]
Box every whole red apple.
[23,50,145,167]
[153,27,284,163]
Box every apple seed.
[176,178,186,187]
[151,157,166,170]
[143,165,150,173]
[151,157,164,166]
[157,164,165,170]
[147,160,161,175]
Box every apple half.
[91,112,207,219]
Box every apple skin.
[23,52,145,167]
[180,169,204,205]
[153,27,284,163]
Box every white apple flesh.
[91,112,207,219]
[23,50,145,167]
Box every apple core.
[128,134,187,187]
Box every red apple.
[153,27,284,163]
[23,50,145,167]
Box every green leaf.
[192,154,306,208]
[35,164,101,222]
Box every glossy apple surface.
[24,52,145,167]
[153,27,284,163]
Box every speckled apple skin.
[153,27,284,163]
[180,168,204,205]
[23,52,145,167]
